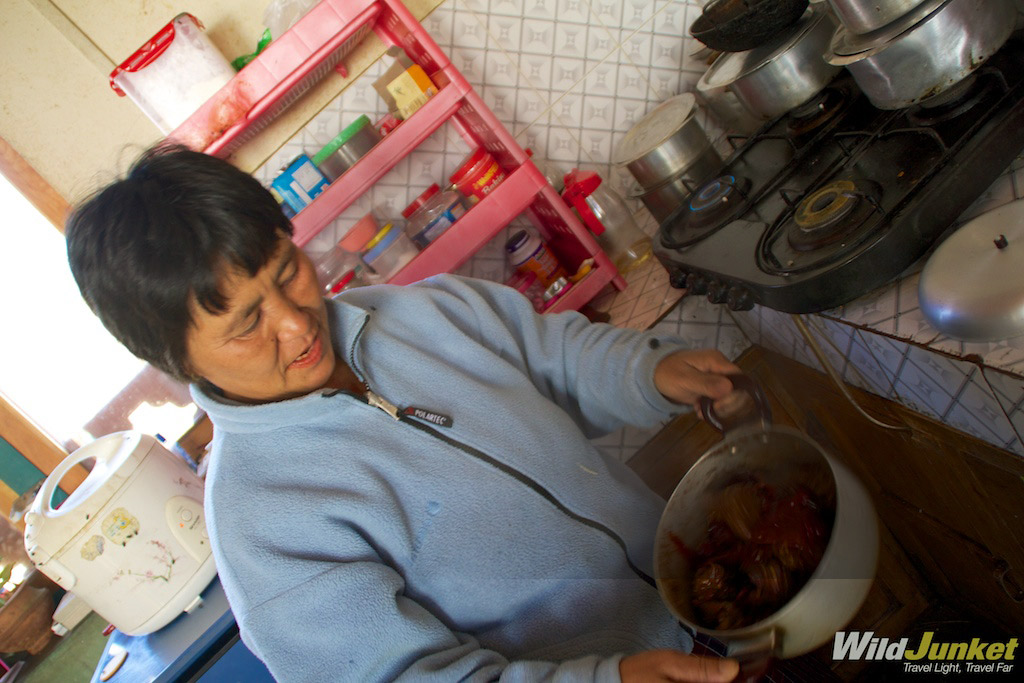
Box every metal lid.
[827,0,946,61]
[698,7,822,91]
[612,93,699,166]
[919,199,1024,342]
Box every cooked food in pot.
[681,478,834,629]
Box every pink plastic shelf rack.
[291,0,627,312]
[178,0,626,312]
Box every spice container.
[313,245,361,296]
[505,270,545,312]
[401,184,468,247]
[312,115,382,181]
[109,14,237,133]
[271,155,330,215]
[505,230,566,288]
[327,268,366,298]
[541,276,573,310]
[450,148,507,202]
[362,223,419,282]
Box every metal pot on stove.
[825,0,930,34]
[825,0,1017,110]
[697,5,841,121]
[613,94,722,193]
[654,377,878,672]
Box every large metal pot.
[625,147,725,223]
[613,93,722,191]
[825,0,1016,110]
[654,378,878,666]
[826,0,929,34]
[697,6,841,121]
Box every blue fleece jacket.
[192,275,694,682]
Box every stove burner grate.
[906,70,1000,127]
[786,87,850,138]
[759,178,884,274]
[661,174,753,249]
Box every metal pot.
[825,0,1017,110]
[654,377,878,666]
[613,93,721,191]
[826,0,929,34]
[697,6,841,121]
[625,147,725,223]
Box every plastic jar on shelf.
[562,170,652,274]
[313,244,360,296]
[449,148,506,202]
[401,184,468,248]
[109,13,237,133]
[312,115,382,181]
[362,223,419,282]
[505,230,566,288]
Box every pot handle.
[699,374,773,434]
[725,626,777,682]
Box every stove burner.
[787,179,881,252]
[660,175,752,249]
[907,74,993,126]
[691,175,739,212]
[786,88,848,138]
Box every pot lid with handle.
[612,93,702,167]
[919,198,1024,342]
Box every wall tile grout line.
[980,366,1024,446]
[941,366,979,422]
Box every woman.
[66,146,741,682]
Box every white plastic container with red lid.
[109,14,237,133]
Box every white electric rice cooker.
[23,431,217,635]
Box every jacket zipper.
[341,312,658,588]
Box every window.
[0,174,196,452]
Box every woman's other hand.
[621,650,740,682]
[653,349,740,410]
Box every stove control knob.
[707,281,728,304]
[726,286,755,311]
[669,268,689,290]
[685,273,709,295]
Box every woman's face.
[184,235,336,403]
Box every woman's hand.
[653,349,740,410]
[621,650,739,682]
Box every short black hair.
[66,144,293,381]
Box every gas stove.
[654,38,1024,314]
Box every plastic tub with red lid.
[110,13,237,133]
